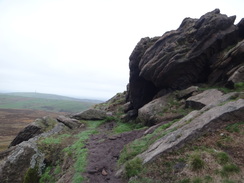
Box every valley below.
[0,92,99,152]
[0,108,66,152]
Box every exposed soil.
[0,108,66,152]
[84,122,146,183]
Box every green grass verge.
[40,134,71,145]
[38,120,104,183]
[118,121,177,165]
[199,82,244,94]
[113,122,145,134]
[62,120,103,183]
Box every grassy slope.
[0,93,101,113]
[129,122,244,183]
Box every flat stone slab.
[186,89,223,109]
[71,109,107,120]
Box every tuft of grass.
[190,154,205,171]
[204,175,213,182]
[222,179,236,183]
[39,133,71,145]
[128,178,155,183]
[199,82,244,94]
[125,157,143,178]
[54,165,61,175]
[23,166,40,183]
[113,122,144,134]
[104,115,117,122]
[198,86,231,94]
[225,122,244,133]
[113,123,134,133]
[234,82,244,91]
[192,177,203,183]
[178,178,191,183]
[220,163,240,177]
[215,152,229,165]
[40,167,55,183]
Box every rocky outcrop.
[175,86,199,99]
[9,116,60,147]
[209,39,244,87]
[0,143,39,183]
[0,121,66,183]
[128,37,160,109]
[128,9,244,111]
[9,125,42,147]
[57,115,84,129]
[137,93,183,126]
[71,109,108,120]
[137,94,169,125]
[227,65,244,86]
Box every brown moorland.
[0,108,66,152]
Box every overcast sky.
[0,0,243,100]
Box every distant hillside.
[4,92,102,103]
[0,93,102,113]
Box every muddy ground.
[84,122,146,183]
[0,108,65,152]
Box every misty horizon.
[1,0,243,101]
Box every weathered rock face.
[0,121,66,183]
[175,86,199,100]
[128,9,243,110]
[137,94,183,126]
[0,144,38,183]
[128,37,160,109]
[237,18,244,39]
[227,65,244,85]
[71,109,108,120]
[137,94,170,125]
[9,125,42,147]
[9,116,60,147]
[209,39,244,87]
[57,115,84,129]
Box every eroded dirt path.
[85,122,145,183]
